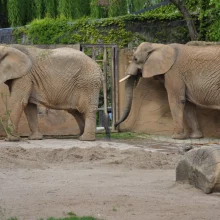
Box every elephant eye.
[0,53,7,63]
[133,56,138,62]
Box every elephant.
[0,44,106,141]
[116,42,220,139]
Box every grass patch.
[44,217,98,220]
[97,132,150,140]
[8,217,99,220]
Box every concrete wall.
[0,44,81,137]
[118,48,220,138]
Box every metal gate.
[80,44,119,131]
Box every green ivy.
[198,0,220,41]
[15,15,178,47]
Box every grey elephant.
[0,45,105,141]
[116,42,220,139]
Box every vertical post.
[103,46,108,121]
[92,46,96,60]
[111,46,116,132]
[114,46,119,132]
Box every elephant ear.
[0,46,32,84]
[142,45,176,78]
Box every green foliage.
[58,0,74,19]
[7,0,26,26]
[58,0,90,19]
[90,0,108,18]
[8,0,220,44]
[14,16,147,47]
[0,0,8,27]
[198,0,220,41]
[44,0,58,18]
[108,0,127,17]
[206,20,220,41]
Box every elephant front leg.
[79,106,97,141]
[167,94,188,139]
[24,103,43,140]
[5,102,24,141]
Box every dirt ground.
[0,136,220,220]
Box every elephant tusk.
[119,75,131,83]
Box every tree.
[0,0,8,27]
[43,0,58,18]
[90,0,108,18]
[108,0,127,17]
[7,0,26,26]
[170,0,198,40]
[79,0,91,17]
[58,0,76,18]
[58,0,91,19]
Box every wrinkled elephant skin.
[0,45,103,141]
[117,42,220,140]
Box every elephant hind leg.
[24,103,43,140]
[67,109,85,136]
[184,102,203,139]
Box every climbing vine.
[198,0,220,41]
[13,12,188,48]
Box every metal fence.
[81,44,119,131]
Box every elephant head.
[0,45,32,84]
[115,42,176,127]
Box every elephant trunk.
[115,75,138,127]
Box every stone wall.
[118,48,220,138]
[0,18,190,45]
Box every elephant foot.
[5,134,20,142]
[79,133,96,141]
[172,133,188,140]
[190,131,203,139]
[29,132,43,140]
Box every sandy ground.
[0,136,220,220]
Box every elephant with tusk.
[0,44,108,141]
[116,42,220,140]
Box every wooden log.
[176,146,220,193]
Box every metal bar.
[114,46,119,132]
[103,46,108,121]
[80,43,119,132]
[95,60,104,62]
[132,0,171,15]
[111,46,116,132]
[81,44,118,48]
[92,46,96,60]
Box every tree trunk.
[176,146,220,193]
[170,0,198,40]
